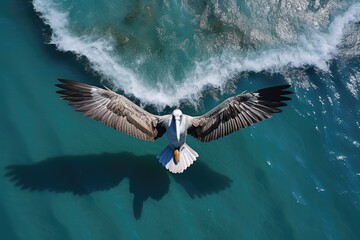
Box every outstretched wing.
[188,85,292,142]
[56,79,166,141]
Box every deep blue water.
[1,0,360,239]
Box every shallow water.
[1,0,360,239]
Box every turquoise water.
[1,0,360,239]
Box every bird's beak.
[175,118,181,143]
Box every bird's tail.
[157,144,199,173]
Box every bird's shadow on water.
[5,152,232,219]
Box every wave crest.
[33,0,360,110]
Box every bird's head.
[172,109,183,120]
[172,109,182,142]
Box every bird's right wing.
[188,85,292,142]
[56,79,167,141]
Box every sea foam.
[33,0,360,110]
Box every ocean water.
[1,0,360,239]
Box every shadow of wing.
[5,153,129,195]
[173,161,232,198]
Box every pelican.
[56,79,292,173]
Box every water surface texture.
[1,0,360,239]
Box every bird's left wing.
[187,85,292,142]
[56,79,167,141]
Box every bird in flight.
[56,79,292,173]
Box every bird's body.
[158,111,199,173]
[56,79,292,173]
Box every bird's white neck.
[166,114,187,148]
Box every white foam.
[33,0,360,110]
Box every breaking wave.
[33,0,360,109]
